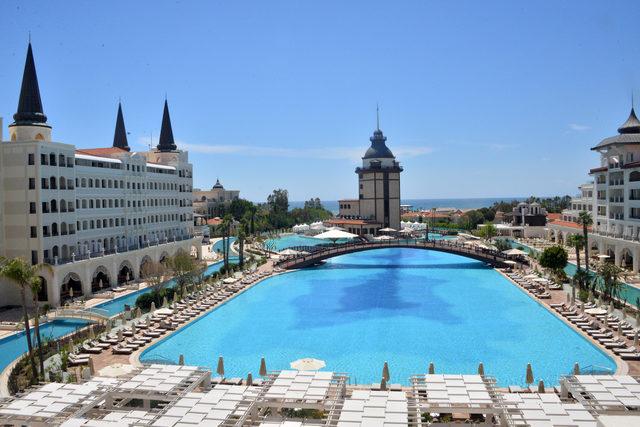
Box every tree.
[167,251,197,292]
[28,269,51,380]
[478,222,497,241]
[539,246,568,278]
[237,220,247,269]
[577,211,593,275]
[0,258,47,383]
[267,189,289,214]
[597,262,622,302]
[218,214,234,271]
[140,261,166,292]
[567,234,586,293]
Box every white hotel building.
[0,43,199,307]
[549,107,640,272]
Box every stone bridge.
[274,239,527,270]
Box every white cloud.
[568,123,590,131]
[136,136,433,162]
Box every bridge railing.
[275,238,528,269]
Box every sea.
[290,197,528,214]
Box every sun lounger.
[68,353,90,365]
[112,345,133,355]
[621,352,640,361]
[80,342,102,354]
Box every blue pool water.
[0,319,88,374]
[141,248,615,386]
[213,237,237,254]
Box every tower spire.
[13,42,48,126]
[376,103,380,130]
[112,101,130,151]
[157,99,177,152]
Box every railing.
[275,238,525,270]
[52,306,109,322]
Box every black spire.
[13,42,48,126]
[618,107,640,134]
[112,102,130,151]
[157,99,177,152]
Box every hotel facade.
[549,107,640,272]
[0,44,199,307]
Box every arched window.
[50,176,57,189]
[51,199,58,212]
[51,223,58,236]
[49,153,56,165]
[59,177,66,189]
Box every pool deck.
[496,269,638,376]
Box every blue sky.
[1,1,639,202]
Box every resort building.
[549,106,640,272]
[192,179,240,218]
[331,119,403,234]
[0,43,199,307]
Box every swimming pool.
[141,248,615,386]
[0,319,88,374]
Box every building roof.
[157,99,177,152]
[112,102,130,152]
[12,43,49,127]
[326,218,381,226]
[592,107,640,150]
[76,147,129,157]
[212,179,224,189]
[363,128,395,159]
[546,213,561,222]
[549,219,591,230]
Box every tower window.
[28,154,34,165]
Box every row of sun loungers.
[551,302,640,360]
[70,269,275,364]
[505,272,552,299]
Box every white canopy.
[374,235,395,240]
[313,229,358,240]
[279,249,302,256]
[378,227,396,232]
[290,358,326,371]
[502,248,528,256]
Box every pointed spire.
[112,102,130,151]
[618,106,640,134]
[157,99,177,152]
[13,42,48,126]
[376,103,380,131]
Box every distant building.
[330,118,403,234]
[510,202,548,227]
[193,179,240,218]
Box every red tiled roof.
[76,147,128,157]
[550,220,592,230]
[623,161,640,169]
[547,213,562,221]
[206,217,223,226]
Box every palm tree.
[237,220,249,269]
[28,268,52,379]
[597,262,622,302]
[577,211,593,275]
[0,258,47,383]
[567,234,585,271]
[218,214,234,272]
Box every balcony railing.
[609,197,625,203]
[42,234,195,266]
[609,180,624,186]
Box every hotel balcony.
[43,233,195,266]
